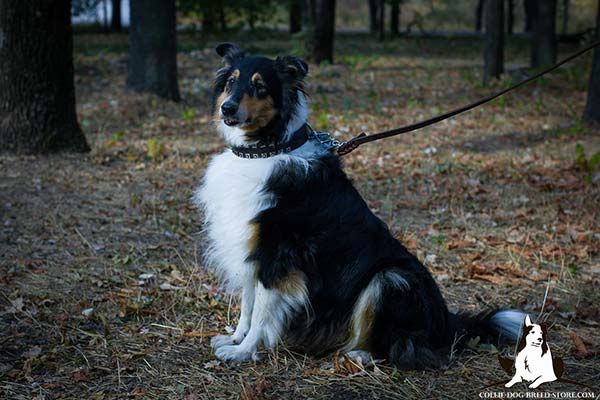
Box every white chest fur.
[194,150,278,291]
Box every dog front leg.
[211,284,255,349]
[528,374,556,389]
[505,375,522,387]
[215,282,283,362]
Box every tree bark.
[127,0,180,101]
[583,0,600,122]
[531,0,557,68]
[562,0,569,35]
[507,0,514,34]
[111,0,122,32]
[202,6,215,33]
[378,0,385,41]
[102,0,109,33]
[524,0,536,32]
[484,0,504,84]
[0,0,89,154]
[290,0,302,34]
[368,0,380,34]
[310,0,336,64]
[218,5,227,31]
[390,2,400,36]
[475,0,485,31]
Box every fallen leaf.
[182,330,219,338]
[569,331,588,358]
[72,370,90,382]
[203,360,220,369]
[159,282,183,290]
[4,297,24,314]
[82,307,94,317]
[472,274,504,285]
[22,346,42,360]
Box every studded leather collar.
[230,124,310,159]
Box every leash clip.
[307,124,344,150]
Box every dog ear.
[275,55,309,82]
[215,43,245,65]
[524,315,532,327]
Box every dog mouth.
[224,118,240,127]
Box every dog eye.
[226,77,236,87]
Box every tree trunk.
[218,5,227,31]
[202,7,215,33]
[310,0,336,64]
[368,0,379,34]
[475,0,485,31]
[127,0,180,101]
[583,0,600,122]
[507,0,514,34]
[531,0,557,68]
[290,0,302,34]
[390,2,400,36]
[378,0,385,41]
[484,0,504,84]
[524,0,536,32]
[0,0,89,154]
[102,0,109,33]
[111,0,122,32]
[562,0,569,35]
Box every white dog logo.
[503,315,563,389]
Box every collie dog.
[194,43,524,369]
[505,316,559,388]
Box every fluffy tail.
[450,309,525,344]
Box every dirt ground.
[1,33,599,399]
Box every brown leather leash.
[336,40,600,156]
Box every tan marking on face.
[232,69,240,78]
[238,94,276,132]
[251,72,264,84]
[213,91,228,123]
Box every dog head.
[212,43,308,146]
[516,315,549,355]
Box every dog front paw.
[505,379,518,388]
[210,332,246,349]
[215,344,260,362]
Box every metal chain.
[306,123,345,150]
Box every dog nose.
[221,101,238,117]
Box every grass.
[1,32,599,399]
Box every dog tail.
[450,309,525,344]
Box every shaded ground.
[1,33,599,399]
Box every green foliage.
[106,130,125,148]
[317,112,328,131]
[575,143,600,183]
[181,108,196,121]
[430,234,447,247]
[147,138,166,161]
[177,0,281,32]
[569,263,578,275]
[563,120,591,136]
[72,0,101,17]
[461,69,484,89]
